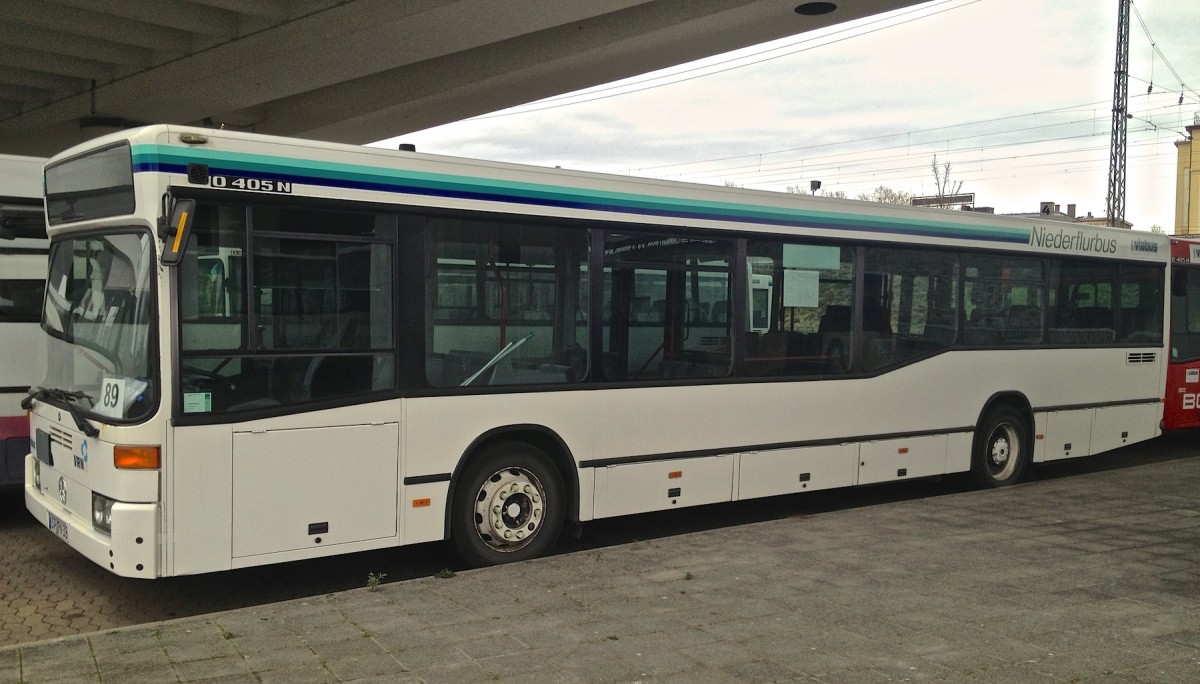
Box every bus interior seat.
[308,355,375,399]
[863,305,892,335]
[819,305,851,333]
[1002,305,1041,342]
[964,313,1004,345]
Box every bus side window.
[863,247,958,371]
[425,218,589,388]
[602,232,732,381]
[964,255,1044,347]
[744,240,854,376]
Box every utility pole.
[1106,0,1131,228]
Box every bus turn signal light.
[114,445,161,470]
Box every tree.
[785,184,846,199]
[856,186,914,205]
[931,154,964,209]
[1149,224,1164,233]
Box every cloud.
[385,0,1200,229]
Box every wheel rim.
[985,422,1020,481]
[473,466,546,553]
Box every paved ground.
[2,434,1200,682]
[0,446,976,649]
[0,488,456,647]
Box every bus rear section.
[0,154,47,487]
[1167,237,1200,429]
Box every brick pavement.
[0,489,452,649]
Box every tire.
[450,441,565,567]
[971,405,1031,488]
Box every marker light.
[114,445,161,469]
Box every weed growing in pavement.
[367,572,387,591]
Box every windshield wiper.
[461,332,535,387]
[21,387,100,437]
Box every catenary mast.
[1106,0,1131,228]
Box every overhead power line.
[1131,2,1200,102]
[469,0,984,121]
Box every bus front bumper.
[24,454,159,579]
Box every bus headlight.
[34,460,41,490]
[91,493,115,534]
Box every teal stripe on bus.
[132,144,1030,244]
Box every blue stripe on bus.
[131,145,1030,245]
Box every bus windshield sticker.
[209,176,292,194]
[183,392,213,413]
[783,270,819,308]
[783,244,840,270]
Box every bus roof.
[49,124,1169,263]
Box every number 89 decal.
[102,382,121,409]
[97,378,126,418]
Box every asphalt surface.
[2,432,1199,682]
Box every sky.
[375,0,1200,232]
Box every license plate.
[47,512,70,544]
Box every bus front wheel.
[971,406,1030,488]
[451,442,565,567]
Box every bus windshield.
[39,231,156,421]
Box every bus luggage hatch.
[231,422,399,558]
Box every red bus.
[1167,237,1200,429]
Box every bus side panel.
[1092,403,1159,453]
[403,393,595,520]
[593,455,733,519]
[402,481,449,544]
[170,423,234,575]
[1039,410,1094,461]
[736,444,857,500]
[0,322,40,416]
[1164,362,1200,429]
[857,435,947,485]
[945,432,972,474]
[231,423,399,558]
[1,321,40,486]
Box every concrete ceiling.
[0,0,918,157]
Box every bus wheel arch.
[972,393,1034,488]
[446,426,577,567]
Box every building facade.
[1177,124,1200,236]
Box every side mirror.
[159,198,195,267]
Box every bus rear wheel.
[972,406,1030,487]
[451,442,565,567]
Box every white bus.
[0,154,47,488]
[24,126,1169,578]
